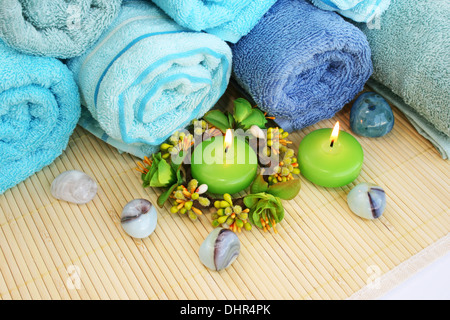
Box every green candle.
[191,131,258,195]
[298,122,364,188]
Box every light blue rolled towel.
[67,0,232,159]
[0,40,81,195]
[357,0,450,159]
[232,0,373,132]
[149,0,277,43]
[310,0,391,22]
[0,0,122,59]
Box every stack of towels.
[0,0,275,194]
[1,0,446,195]
[68,0,233,159]
[0,0,122,195]
[355,0,450,159]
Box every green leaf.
[239,109,268,130]
[252,210,263,228]
[244,192,285,229]
[142,173,150,188]
[157,183,179,208]
[144,153,176,188]
[250,175,269,194]
[170,161,184,184]
[142,154,160,187]
[227,112,235,129]
[243,193,262,208]
[275,198,285,222]
[267,179,301,200]
[233,98,253,123]
[268,207,277,225]
[203,110,231,132]
[156,159,176,187]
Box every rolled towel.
[231,0,373,132]
[149,0,277,43]
[67,0,232,159]
[310,0,391,23]
[356,0,450,159]
[0,40,81,195]
[0,0,122,59]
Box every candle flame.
[224,129,233,153]
[330,122,340,147]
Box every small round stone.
[347,183,386,220]
[350,92,394,137]
[121,199,157,239]
[199,228,240,271]
[51,170,97,204]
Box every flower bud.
[223,193,233,206]
[217,216,228,224]
[250,125,266,139]
[196,184,208,194]
[184,201,193,210]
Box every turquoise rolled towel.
[356,0,450,158]
[67,0,232,159]
[149,0,277,43]
[311,0,391,22]
[0,40,81,195]
[0,0,122,59]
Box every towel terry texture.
[67,0,232,159]
[0,0,122,59]
[367,79,450,160]
[149,0,277,43]
[0,40,81,195]
[357,0,450,158]
[231,0,373,133]
[78,106,157,159]
[311,0,391,22]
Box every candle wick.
[330,140,335,148]
[225,146,229,153]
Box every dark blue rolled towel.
[231,0,373,132]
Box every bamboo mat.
[0,84,449,300]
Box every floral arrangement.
[135,98,301,235]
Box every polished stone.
[350,92,394,137]
[347,182,386,220]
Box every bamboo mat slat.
[0,84,449,300]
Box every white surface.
[380,251,450,300]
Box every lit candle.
[191,130,258,195]
[297,122,364,188]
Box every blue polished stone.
[350,92,394,137]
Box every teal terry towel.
[311,0,391,23]
[0,0,122,59]
[67,0,232,159]
[0,40,81,195]
[149,0,277,43]
[356,0,450,158]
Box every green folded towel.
[356,0,450,158]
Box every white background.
[380,251,450,300]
